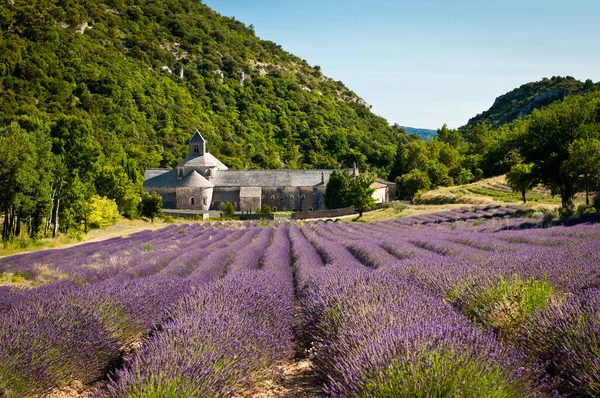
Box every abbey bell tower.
[189,130,206,156]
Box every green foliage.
[521,92,600,210]
[460,275,553,333]
[257,204,272,214]
[397,169,430,201]
[221,201,236,216]
[506,163,535,203]
[162,216,175,224]
[138,192,163,222]
[360,348,529,398]
[325,171,351,209]
[142,243,153,252]
[466,76,597,130]
[348,173,376,217]
[87,195,120,229]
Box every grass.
[360,348,530,398]
[460,275,554,333]
[0,218,180,258]
[416,175,562,206]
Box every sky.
[203,0,600,130]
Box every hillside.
[0,0,401,173]
[465,76,598,130]
[399,126,437,141]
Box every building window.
[310,207,314,211]
[203,197,207,206]
[194,144,200,154]
[272,207,277,212]
[290,195,294,199]
[270,195,275,200]
[190,197,195,206]
[301,195,306,200]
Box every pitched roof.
[189,130,206,143]
[211,169,345,187]
[375,177,395,186]
[177,153,229,170]
[178,170,214,188]
[144,169,177,187]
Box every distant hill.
[0,0,402,174]
[465,76,598,130]
[400,126,437,141]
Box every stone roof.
[371,181,388,189]
[145,168,354,188]
[189,130,206,143]
[239,187,262,197]
[144,169,177,187]
[178,170,214,188]
[375,177,395,186]
[211,169,342,187]
[178,153,229,170]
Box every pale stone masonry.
[144,130,393,212]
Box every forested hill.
[465,76,599,130]
[0,0,401,174]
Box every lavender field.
[1,206,599,397]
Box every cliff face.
[466,76,598,129]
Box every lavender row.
[105,226,294,396]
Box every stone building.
[144,130,370,212]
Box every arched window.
[272,207,277,212]
[194,144,200,154]
[270,195,275,200]
[290,195,294,200]
[301,195,306,200]
[309,207,314,211]
[203,197,207,206]
[190,197,195,206]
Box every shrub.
[139,192,163,222]
[222,201,236,216]
[257,204,272,214]
[88,195,120,229]
[162,216,175,224]
[458,275,554,333]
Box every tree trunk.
[2,208,8,241]
[53,182,62,239]
[8,206,14,240]
[521,190,527,204]
[585,174,590,205]
[15,212,20,238]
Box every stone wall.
[145,187,176,209]
[176,187,213,210]
[212,187,241,210]
[260,186,326,212]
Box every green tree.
[139,192,163,222]
[506,163,535,203]
[397,169,431,201]
[257,204,272,214]
[348,173,376,217]
[324,171,351,209]
[388,143,407,182]
[455,168,474,185]
[222,201,236,216]
[87,195,120,228]
[564,138,600,205]
[521,95,600,210]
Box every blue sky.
[203,0,600,129]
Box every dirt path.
[248,359,324,398]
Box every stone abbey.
[144,131,393,212]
